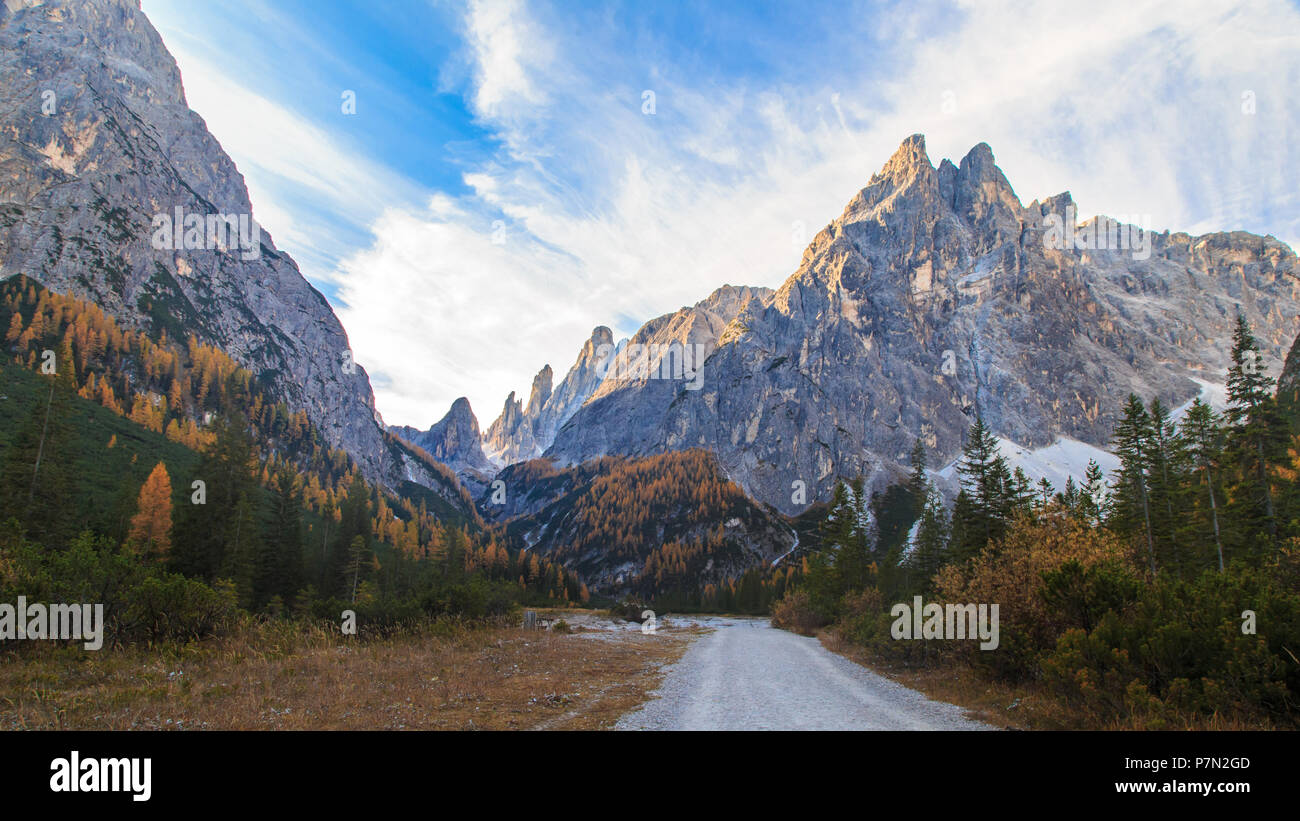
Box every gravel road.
[616,618,995,730]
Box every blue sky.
[140,0,1300,428]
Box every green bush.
[1041,566,1300,726]
[123,574,241,644]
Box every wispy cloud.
[147,0,1300,431]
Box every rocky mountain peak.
[527,365,554,415]
[390,397,493,494]
[881,133,932,178]
[445,396,476,426]
[580,326,614,360]
[0,0,402,488]
[546,135,1300,514]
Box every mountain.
[484,450,795,596]
[390,397,495,495]
[544,135,1300,514]
[486,284,774,467]
[0,0,402,488]
[483,325,616,464]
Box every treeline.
[638,538,796,614]
[0,277,586,648]
[777,315,1300,728]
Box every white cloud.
[153,0,1300,433]
[464,0,553,117]
[162,44,424,277]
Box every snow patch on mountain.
[938,436,1119,491]
[1172,378,1229,419]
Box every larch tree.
[127,461,173,561]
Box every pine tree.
[172,412,258,581]
[906,439,928,514]
[837,477,874,590]
[225,490,263,609]
[346,535,370,604]
[260,467,305,607]
[1079,459,1105,526]
[1059,475,1080,511]
[906,483,950,592]
[1036,477,1054,510]
[326,474,372,596]
[1009,467,1035,514]
[1146,398,1189,571]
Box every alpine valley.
[4,0,1300,605]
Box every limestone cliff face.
[483,326,616,464]
[0,0,397,484]
[547,135,1300,514]
[390,397,494,495]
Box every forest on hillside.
[0,276,587,649]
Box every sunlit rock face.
[546,135,1300,514]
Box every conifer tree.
[951,415,1011,560]
[1224,313,1287,553]
[1146,398,1189,571]
[1035,477,1054,510]
[172,412,258,581]
[127,461,173,561]
[906,483,950,592]
[1109,394,1157,575]
[1080,459,1105,526]
[1181,398,1226,571]
[260,467,305,606]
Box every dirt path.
[616,618,994,730]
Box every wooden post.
[523,610,537,630]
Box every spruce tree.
[1146,398,1189,571]
[906,483,950,592]
[326,473,372,596]
[1181,398,1226,571]
[1036,477,1054,510]
[172,412,258,581]
[952,415,1011,560]
[1224,313,1287,554]
[1109,394,1157,575]
[260,467,305,606]
[1080,459,1105,527]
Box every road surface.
[616,617,995,730]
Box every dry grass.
[0,612,695,730]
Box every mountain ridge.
[0,0,408,491]
[537,135,1300,514]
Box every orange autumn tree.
[128,461,173,560]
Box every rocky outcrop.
[390,397,495,495]
[0,0,397,485]
[484,325,617,464]
[547,135,1300,514]
[492,285,772,466]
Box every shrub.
[771,589,822,635]
[935,511,1135,680]
[123,574,241,644]
[1041,566,1300,726]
